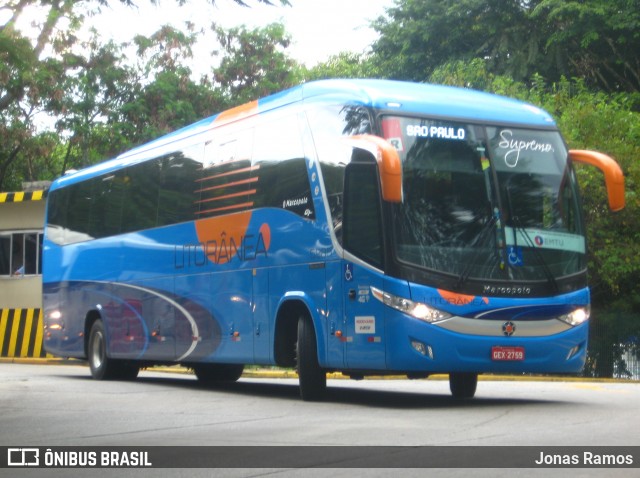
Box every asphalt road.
[1,362,639,478]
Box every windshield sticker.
[507,246,524,267]
[505,227,586,254]
[406,124,466,140]
[382,118,405,151]
[498,130,555,168]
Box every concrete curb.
[2,357,639,383]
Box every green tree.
[532,0,640,92]
[50,34,136,172]
[371,0,640,92]
[117,24,224,146]
[371,0,541,82]
[305,52,380,80]
[0,0,291,189]
[212,22,303,104]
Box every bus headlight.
[558,306,590,326]
[371,286,452,323]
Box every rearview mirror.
[569,150,625,212]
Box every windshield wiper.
[454,214,499,290]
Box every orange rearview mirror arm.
[569,150,625,212]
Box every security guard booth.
[0,182,50,358]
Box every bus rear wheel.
[88,319,139,381]
[449,372,478,399]
[193,364,244,384]
[296,315,326,401]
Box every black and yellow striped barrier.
[0,190,45,203]
[0,309,50,358]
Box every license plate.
[491,346,525,361]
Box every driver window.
[343,160,383,269]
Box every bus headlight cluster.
[558,306,590,326]
[371,286,452,323]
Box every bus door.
[341,160,387,370]
[343,262,386,370]
[324,261,346,369]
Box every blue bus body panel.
[43,207,335,363]
[386,314,588,374]
[341,263,589,375]
[397,281,588,374]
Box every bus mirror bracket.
[348,135,403,203]
[569,149,625,212]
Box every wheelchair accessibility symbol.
[507,246,523,266]
[344,263,353,282]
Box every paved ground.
[1,361,638,478]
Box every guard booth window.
[0,231,43,277]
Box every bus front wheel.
[296,316,326,401]
[449,372,478,399]
[88,319,139,381]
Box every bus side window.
[306,104,373,244]
[343,160,384,269]
[157,150,203,226]
[67,180,94,240]
[199,130,254,219]
[121,161,161,233]
[91,172,126,239]
[252,114,315,219]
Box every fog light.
[411,340,434,359]
[566,345,581,360]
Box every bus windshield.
[383,116,586,286]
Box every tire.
[296,315,326,401]
[193,363,244,384]
[88,319,139,381]
[449,372,478,399]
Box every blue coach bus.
[42,79,625,400]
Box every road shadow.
[60,369,570,409]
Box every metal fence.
[585,312,640,380]
[618,349,640,380]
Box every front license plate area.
[491,346,525,361]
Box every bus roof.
[50,79,556,190]
[300,79,555,127]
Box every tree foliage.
[372,0,640,93]
[305,52,380,81]
[0,0,294,189]
[213,22,303,104]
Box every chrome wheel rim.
[90,330,104,370]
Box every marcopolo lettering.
[283,196,309,208]
[483,285,532,296]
